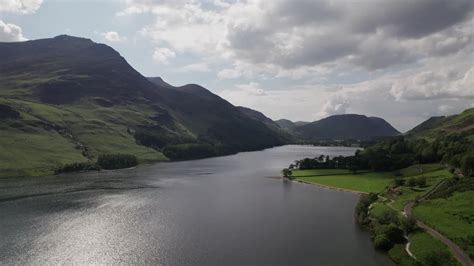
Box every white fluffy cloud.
[119,0,473,130]
[179,62,211,72]
[391,67,474,101]
[0,20,26,41]
[123,0,473,77]
[152,47,176,64]
[0,0,43,14]
[101,31,126,42]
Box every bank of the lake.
[290,164,470,265]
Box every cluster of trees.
[296,139,374,148]
[55,154,138,174]
[163,143,221,160]
[355,193,378,225]
[54,162,100,174]
[291,136,473,176]
[355,191,458,264]
[281,168,294,180]
[97,154,138,170]
[394,176,427,188]
[355,193,416,251]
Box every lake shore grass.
[292,169,393,194]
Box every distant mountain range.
[275,115,400,140]
[4,34,458,178]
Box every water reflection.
[0,145,392,265]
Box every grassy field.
[397,163,443,177]
[388,244,417,266]
[414,190,474,258]
[293,170,393,193]
[291,168,353,177]
[409,231,460,265]
[390,169,451,211]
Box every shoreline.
[291,178,368,195]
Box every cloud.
[0,20,26,41]
[101,31,126,42]
[217,68,241,79]
[123,0,473,78]
[316,94,349,118]
[179,62,210,72]
[0,0,43,14]
[219,83,330,122]
[391,67,474,101]
[152,47,176,64]
[118,0,473,131]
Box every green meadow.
[414,190,474,258]
[292,169,394,193]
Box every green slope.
[407,108,474,140]
[0,35,287,177]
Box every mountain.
[407,108,474,140]
[275,119,295,129]
[294,121,310,126]
[294,114,400,140]
[0,35,287,177]
[237,106,278,127]
[275,119,310,132]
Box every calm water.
[0,145,391,265]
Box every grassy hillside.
[407,108,474,140]
[0,35,287,177]
[0,97,167,177]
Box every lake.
[0,145,391,265]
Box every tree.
[348,164,359,174]
[461,153,474,177]
[377,210,399,225]
[373,234,393,251]
[407,177,417,187]
[401,216,417,234]
[281,168,293,179]
[382,224,405,243]
[416,176,427,187]
[394,178,405,187]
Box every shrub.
[394,178,405,187]
[377,210,399,225]
[55,162,100,174]
[374,234,393,251]
[97,154,138,170]
[375,223,405,244]
[355,193,378,225]
[281,168,294,179]
[461,153,474,177]
[401,216,417,234]
[416,176,427,187]
[407,177,417,187]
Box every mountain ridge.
[294,114,400,140]
[0,35,287,177]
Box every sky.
[0,0,473,132]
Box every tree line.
[55,154,138,174]
[288,135,473,176]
